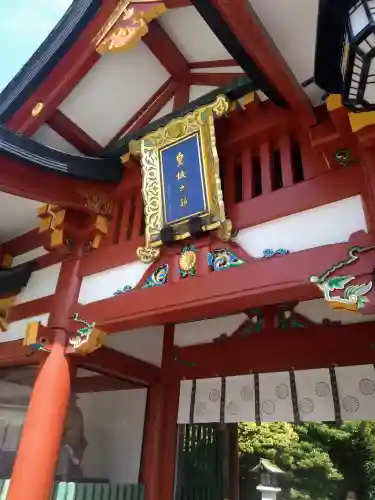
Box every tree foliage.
[238,421,375,500]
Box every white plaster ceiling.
[296,299,375,325]
[159,6,232,62]
[58,41,170,146]
[0,193,41,243]
[32,124,82,156]
[105,326,165,367]
[248,0,318,85]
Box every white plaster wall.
[174,313,247,347]
[16,263,61,304]
[78,261,151,305]
[105,326,164,367]
[59,42,169,145]
[235,196,367,258]
[11,247,48,267]
[77,389,147,484]
[0,314,49,343]
[32,125,82,156]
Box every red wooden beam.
[47,110,102,156]
[189,59,238,69]
[171,322,375,378]
[173,81,190,110]
[73,374,144,392]
[229,161,364,230]
[186,72,245,86]
[106,78,175,147]
[163,0,191,6]
[6,0,122,136]
[78,346,160,384]
[210,0,316,126]
[79,233,375,332]
[142,20,189,78]
[0,155,115,211]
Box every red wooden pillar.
[140,325,180,500]
[139,381,164,500]
[7,330,70,500]
[8,243,84,500]
[159,325,180,500]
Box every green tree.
[238,422,343,500]
[238,421,375,500]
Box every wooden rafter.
[106,78,176,147]
[0,155,115,212]
[77,346,160,385]
[142,20,189,78]
[73,374,144,393]
[186,72,245,86]
[189,59,239,69]
[46,110,102,156]
[173,81,190,110]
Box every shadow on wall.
[0,367,147,484]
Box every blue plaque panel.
[159,133,208,225]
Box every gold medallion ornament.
[179,246,197,278]
[31,102,44,117]
[136,246,161,264]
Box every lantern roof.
[251,459,285,475]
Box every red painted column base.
[8,330,71,500]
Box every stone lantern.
[252,459,285,500]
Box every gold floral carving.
[136,246,160,263]
[96,2,166,55]
[130,95,230,259]
[31,102,44,117]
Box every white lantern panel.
[350,2,369,36]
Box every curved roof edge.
[0,0,102,122]
[0,262,36,296]
[0,125,122,183]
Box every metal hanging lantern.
[341,0,375,110]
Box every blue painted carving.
[208,249,245,271]
[142,264,169,288]
[113,285,133,296]
[263,248,289,258]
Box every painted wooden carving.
[309,245,375,311]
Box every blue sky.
[0,0,72,92]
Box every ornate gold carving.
[216,218,233,242]
[136,246,161,263]
[38,204,65,249]
[70,313,105,355]
[0,297,15,332]
[84,194,114,216]
[31,102,44,116]
[131,94,230,255]
[1,254,13,268]
[96,2,166,55]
